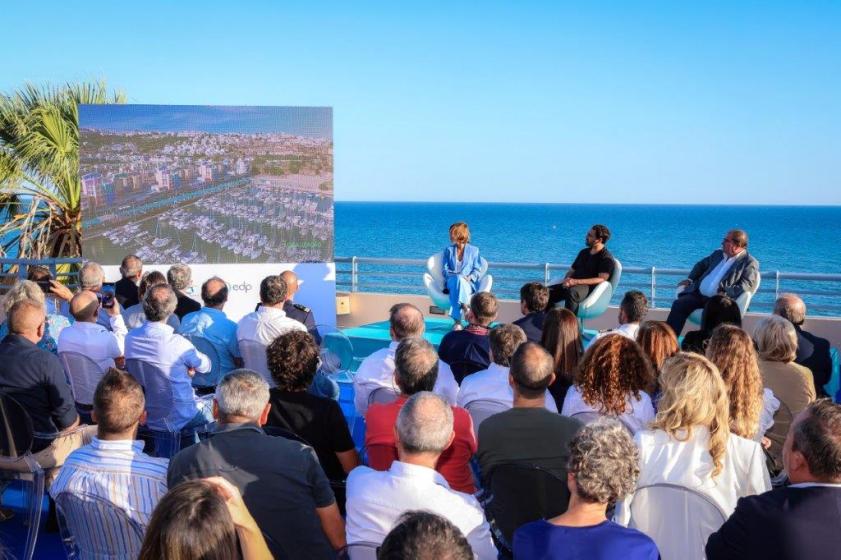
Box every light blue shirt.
[124,321,210,430]
[179,307,241,374]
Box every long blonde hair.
[652,353,731,477]
[706,325,763,439]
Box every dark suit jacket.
[114,277,139,308]
[686,249,759,300]
[706,485,841,560]
[795,326,832,396]
[174,291,201,320]
[513,311,546,343]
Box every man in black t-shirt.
[547,224,615,314]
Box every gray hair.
[394,337,439,395]
[167,264,192,291]
[120,255,142,278]
[774,293,806,326]
[753,314,798,363]
[215,370,270,420]
[569,420,640,504]
[1,280,45,319]
[142,283,177,322]
[80,261,105,290]
[396,392,453,454]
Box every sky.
[2,1,840,204]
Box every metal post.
[651,266,656,309]
[775,270,780,301]
[544,263,550,286]
[351,256,358,293]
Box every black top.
[706,485,841,560]
[283,300,322,344]
[438,327,492,384]
[680,329,710,354]
[570,247,615,280]
[795,326,832,395]
[0,334,77,451]
[513,311,546,344]
[168,423,336,560]
[114,277,139,309]
[266,389,355,481]
[174,291,201,320]
[477,407,582,481]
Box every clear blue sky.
[2,1,839,204]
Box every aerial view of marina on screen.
[79,105,333,265]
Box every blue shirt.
[179,307,241,375]
[513,519,659,560]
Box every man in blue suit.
[706,399,841,560]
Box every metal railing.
[336,256,841,317]
[0,258,83,289]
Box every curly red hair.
[575,334,654,415]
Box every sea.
[335,202,841,316]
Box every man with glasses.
[666,229,759,336]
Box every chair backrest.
[485,463,570,551]
[464,399,509,439]
[0,393,34,458]
[55,491,145,560]
[184,335,222,388]
[735,272,761,315]
[608,258,623,291]
[627,482,727,560]
[59,351,108,406]
[125,359,175,429]
[318,327,355,371]
[238,339,274,387]
[340,542,380,560]
[368,386,399,406]
[426,252,446,286]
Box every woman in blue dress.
[442,222,483,330]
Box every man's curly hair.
[266,330,319,391]
[575,334,654,415]
[568,420,640,504]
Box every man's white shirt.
[585,322,640,348]
[456,362,558,412]
[353,341,458,414]
[236,305,306,346]
[57,315,128,371]
[699,255,738,297]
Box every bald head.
[774,293,807,326]
[70,290,100,322]
[509,342,555,400]
[389,303,425,340]
[201,277,228,309]
[280,271,298,298]
[8,299,45,341]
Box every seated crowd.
[0,248,838,560]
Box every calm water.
[335,203,841,314]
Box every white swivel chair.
[549,259,623,328]
[423,252,493,314]
[681,273,762,326]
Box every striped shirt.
[50,437,169,529]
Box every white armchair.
[682,272,762,326]
[422,252,493,313]
[549,258,623,327]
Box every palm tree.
[0,81,125,258]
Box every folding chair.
[58,351,107,423]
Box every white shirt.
[57,315,128,371]
[561,386,655,434]
[615,426,771,525]
[699,255,738,297]
[353,341,458,414]
[457,362,557,412]
[346,461,496,559]
[236,305,306,346]
[124,321,211,430]
[758,388,781,439]
[122,303,181,331]
[586,323,640,348]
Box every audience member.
[458,324,557,412]
[346,392,496,558]
[237,275,306,351]
[168,370,345,559]
[0,300,93,480]
[442,221,484,329]
[514,421,659,560]
[26,264,74,322]
[115,254,143,308]
[366,338,476,493]
[0,279,70,353]
[680,294,742,353]
[588,290,648,348]
[540,307,583,410]
[179,276,243,382]
[706,324,779,441]
[774,293,833,396]
[636,321,678,374]
[561,335,655,433]
[138,477,272,560]
[167,264,201,320]
[438,291,498,383]
[513,282,549,343]
[58,290,127,372]
[123,271,181,330]
[706,400,841,560]
[666,229,759,335]
[615,353,770,527]
[79,261,117,331]
[265,330,359,485]
[124,284,213,430]
[754,315,817,472]
[354,303,458,414]
[547,224,615,313]
[378,511,473,560]
[50,369,167,534]
[280,269,322,343]
[477,342,582,482]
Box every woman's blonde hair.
[706,325,763,439]
[753,315,798,363]
[449,222,470,244]
[652,352,731,477]
[0,280,45,323]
